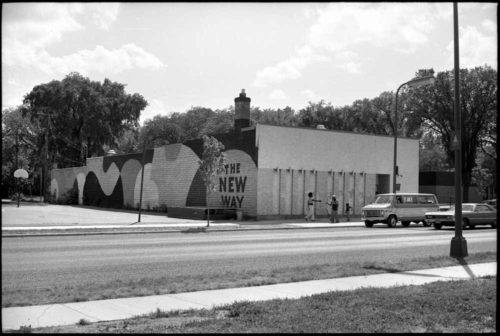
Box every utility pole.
[450,2,468,258]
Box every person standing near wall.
[305,192,321,221]
[329,195,339,223]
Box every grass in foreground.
[17,277,496,333]
[2,251,496,308]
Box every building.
[50,90,420,219]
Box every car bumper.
[361,216,387,222]
[426,219,455,226]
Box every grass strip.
[18,277,496,333]
[2,251,495,308]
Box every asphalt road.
[2,226,496,292]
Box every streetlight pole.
[450,2,467,258]
[392,75,435,194]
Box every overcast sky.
[2,2,497,124]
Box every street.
[2,226,496,293]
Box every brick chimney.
[234,89,250,132]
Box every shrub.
[77,318,91,325]
[18,325,32,333]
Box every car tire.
[434,223,442,230]
[364,220,373,228]
[492,219,497,229]
[387,215,397,228]
[422,220,430,227]
[402,221,410,227]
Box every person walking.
[329,195,339,223]
[305,192,321,221]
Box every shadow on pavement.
[456,257,476,278]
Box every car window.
[401,196,417,204]
[477,205,492,212]
[418,196,436,204]
[462,204,474,212]
[375,195,393,204]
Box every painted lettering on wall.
[219,163,247,208]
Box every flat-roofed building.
[50,90,419,220]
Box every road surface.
[2,226,496,293]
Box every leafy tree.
[2,106,41,198]
[170,107,215,140]
[251,106,298,127]
[200,108,234,136]
[297,100,339,128]
[138,114,185,149]
[116,128,140,154]
[407,66,497,201]
[21,72,148,199]
[198,135,227,227]
[419,130,450,171]
[472,145,497,200]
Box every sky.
[2,2,497,125]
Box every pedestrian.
[305,192,321,221]
[329,195,339,223]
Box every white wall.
[256,124,419,193]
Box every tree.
[419,130,450,171]
[170,107,215,140]
[138,114,185,149]
[22,72,148,199]
[116,128,140,154]
[199,108,234,136]
[297,100,339,128]
[2,106,41,198]
[251,106,298,127]
[472,145,497,200]
[407,66,497,201]
[198,135,227,227]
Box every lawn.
[2,251,496,308]
[20,276,496,333]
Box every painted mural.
[50,130,258,216]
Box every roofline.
[255,123,419,140]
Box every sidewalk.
[2,201,363,235]
[2,262,496,331]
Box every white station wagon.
[361,193,439,228]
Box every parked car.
[361,193,439,228]
[425,203,497,229]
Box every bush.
[56,185,78,205]
[18,325,32,333]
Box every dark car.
[425,203,497,229]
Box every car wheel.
[387,215,397,228]
[492,219,497,229]
[364,220,373,228]
[422,220,430,227]
[402,221,410,227]
[434,223,442,230]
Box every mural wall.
[50,130,258,216]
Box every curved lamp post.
[392,75,435,193]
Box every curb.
[1,223,364,237]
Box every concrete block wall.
[257,168,377,218]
